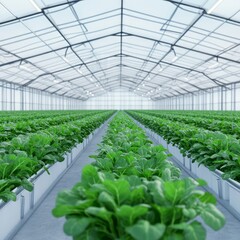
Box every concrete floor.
[12,117,240,240]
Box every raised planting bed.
[128,111,240,219]
[0,118,109,240]
[141,125,240,218]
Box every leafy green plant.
[53,165,225,240]
[0,111,114,202]
[0,152,37,201]
[53,112,225,240]
[127,110,240,181]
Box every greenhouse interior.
[0,0,240,239]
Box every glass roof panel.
[0,0,239,99]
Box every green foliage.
[53,165,224,239]
[53,112,225,240]
[0,110,114,202]
[128,110,240,181]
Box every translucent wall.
[0,81,82,110]
[156,83,239,111]
[82,88,156,110]
[2,80,239,111]
[0,82,155,111]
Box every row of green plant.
[0,111,101,142]
[0,110,85,123]
[0,110,84,116]
[53,112,225,240]
[127,111,240,182]
[143,110,240,122]
[135,110,240,138]
[0,111,114,202]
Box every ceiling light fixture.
[208,57,219,69]
[62,47,70,63]
[171,46,178,62]
[172,56,178,62]
[62,56,69,64]
[158,64,163,72]
[207,0,225,14]
[19,64,31,72]
[19,60,31,72]
[77,66,83,74]
[28,0,41,12]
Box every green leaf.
[52,205,80,217]
[98,192,116,211]
[85,207,112,221]
[103,179,131,205]
[183,208,197,219]
[147,180,165,205]
[54,190,81,206]
[163,234,184,240]
[72,228,100,240]
[154,205,182,225]
[184,221,206,240]
[81,165,100,187]
[126,220,166,240]
[164,180,185,204]
[200,204,225,230]
[121,175,142,187]
[64,217,92,236]
[130,186,146,204]
[116,205,149,225]
[196,178,207,187]
[161,168,172,181]
[52,198,94,217]
[21,179,33,191]
[0,189,17,202]
[199,192,216,204]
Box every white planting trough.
[0,118,110,240]
[0,190,22,240]
[132,118,240,218]
[184,156,191,170]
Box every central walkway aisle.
[12,122,110,240]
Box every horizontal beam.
[123,32,240,64]
[164,0,240,25]
[122,63,202,91]
[0,33,120,68]
[0,1,83,26]
[122,54,224,86]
